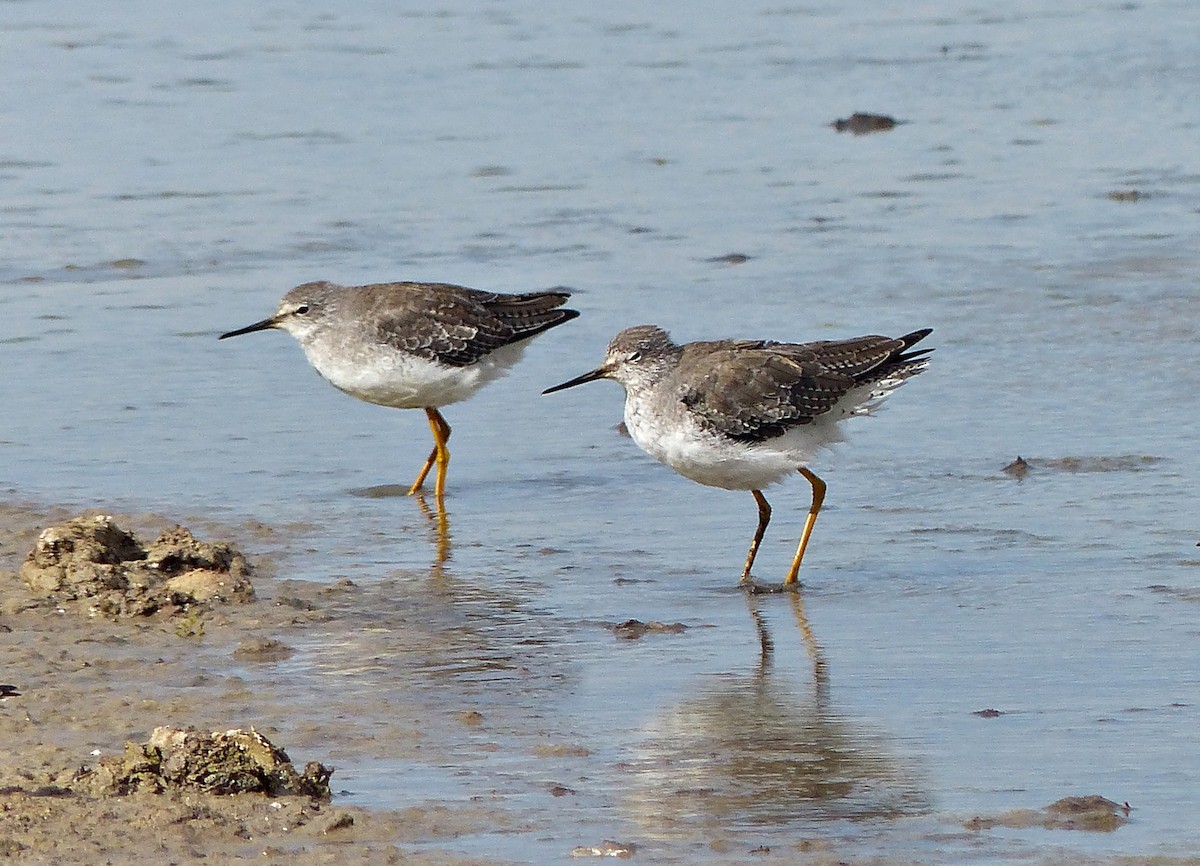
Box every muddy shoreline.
[0,501,509,865]
[0,501,1164,865]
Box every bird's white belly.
[623,394,840,491]
[301,339,527,409]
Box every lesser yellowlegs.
[221,280,579,503]
[545,325,931,587]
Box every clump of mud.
[966,794,1130,832]
[831,112,900,135]
[17,514,253,617]
[1002,454,1164,478]
[609,619,688,640]
[73,726,332,800]
[570,839,637,858]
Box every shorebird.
[221,280,578,503]
[545,325,932,587]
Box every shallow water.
[3,0,1200,862]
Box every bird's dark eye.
[628,351,642,362]
[295,304,311,315]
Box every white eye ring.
[294,304,311,315]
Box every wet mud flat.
[0,501,1184,865]
[0,502,515,866]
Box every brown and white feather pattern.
[365,282,577,367]
[589,324,932,491]
[679,330,932,443]
[236,279,578,410]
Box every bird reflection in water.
[745,588,827,694]
[348,484,452,573]
[625,590,928,837]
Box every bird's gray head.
[219,281,341,343]
[543,325,679,394]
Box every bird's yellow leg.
[784,467,826,585]
[407,446,438,495]
[739,489,772,585]
[407,408,452,497]
[430,408,451,503]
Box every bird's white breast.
[299,335,528,409]
[622,388,842,491]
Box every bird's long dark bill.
[218,317,277,340]
[543,367,608,394]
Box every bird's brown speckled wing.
[678,332,930,442]
[364,283,578,367]
[789,334,913,379]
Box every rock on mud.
[17,515,253,617]
[965,794,1129,832]
[610,619,688,640]
[570,839,637,858]
[1001,454,1164,478]
[831,112,900,135]
[73,726,332,800]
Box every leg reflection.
[742,587,828,701]
[744,591,775,674]
[786,587,828,705]
[413,493,451,572]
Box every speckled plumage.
[221,279,578,502]
[228,281,578,407]
[673,329,931,445]
[347,281,579,369]
[545,324,932,586]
